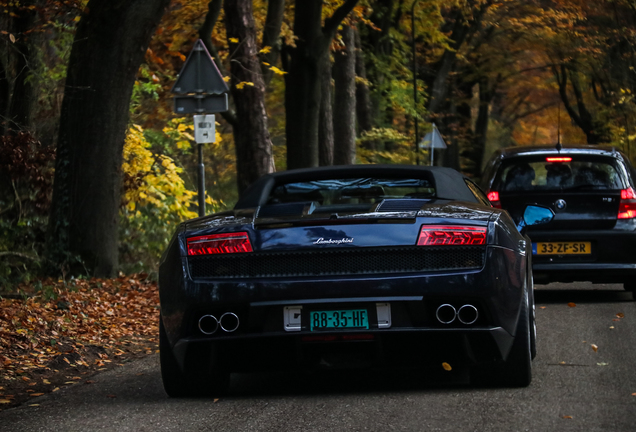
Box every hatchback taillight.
[618,187,636,219]
[187,232,253,255]
[487,191,501,208]
[417,225,487,246]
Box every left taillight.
[486,190,501,208]
[187,232,253,255]
[417,225,487,246]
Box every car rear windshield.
[267,178,435,205]
[493,157,623,192]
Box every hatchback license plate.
[310,309,369,331]
[533,241,592,255]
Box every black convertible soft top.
[234,165,478,209]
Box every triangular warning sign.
[419,123,447,149]
[171,40,229,95]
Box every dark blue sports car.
[159,164,553,396]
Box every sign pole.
[430,124,434,166]
[197,142,206,217]
[170,39,229,218]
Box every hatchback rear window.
[493,158,623,192]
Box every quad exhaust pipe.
[198,314,219,335]
[457,304,478,325]
[219,312,240,332]
[198,312,240,334]
[435,304,478,325]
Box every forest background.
[2,0,636,287]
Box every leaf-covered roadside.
[0,274,159,409]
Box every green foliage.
[130,65,163,116]
[357,128,418,165]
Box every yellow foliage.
[122,125,199,221]
[236,81,255,89]
[269,66,287,76]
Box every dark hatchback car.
[481,145,636,294]
[159,165,553,397]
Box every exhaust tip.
[198,314,219,335]
[220,312,240,332]
[457,304,478,325]
[436,304,456,324]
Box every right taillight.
[618,187,636,219]
[487,190,501,208]
[417,225,487,246]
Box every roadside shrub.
[0,133,55,288]
[119,124,222,277]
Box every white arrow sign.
[194,114,216,143]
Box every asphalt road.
[1,282,635,432]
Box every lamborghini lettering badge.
[313,237,354,245]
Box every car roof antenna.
[555,106,562,152]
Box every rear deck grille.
[188,246,485,279]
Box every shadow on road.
[534,284,634,304]
[228,367,472,399]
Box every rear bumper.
[170,327,514,373]
[529,228,636,283]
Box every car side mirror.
[523,205,555,226]
[516,205,554,234]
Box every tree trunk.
[554,65,610,144]
[225,0,275,195]
[0,57,9,136]
[260,0,285,86]
[318,53,334,166]
[472,78,495,177]
[354,26,375,149]
[6,2,37,135]
[47,0,169,278]
[284,0,358,170]
[426,3,491,115]
[333,25,356,165]
[199,0,239,129]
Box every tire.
[470,290,533,388]
[624,281,636,294]
[160,318,230,398]
[497,289,532,387]
[160,318,190,397]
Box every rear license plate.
[533,241,592,255]
[310,309,369,331]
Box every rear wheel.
[472,290,532,387]
[497,290,532,387]
[624,281,636,295]
[160,318,230,398]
